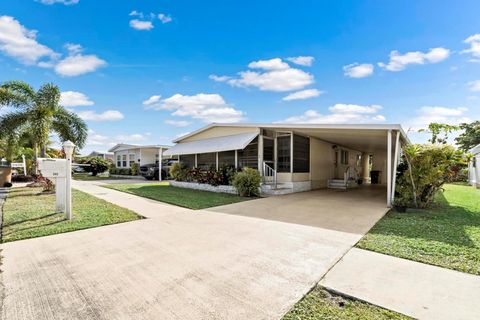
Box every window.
[129,154,135,167]
[263,138,274,163]
[155,154,159,164]
[277,135,291,172]
[340,150,349,165]
[180,154,195,168]
[117,155,121,167]
[197,153,216,169]
[122,155,127,167]
[293,135,309,173]
[238,137,258,169]
[218,151,236,167]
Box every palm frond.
[52,108,88,149]
[0,80,35,109]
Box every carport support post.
[387,130,392,207]
[158,147,163,181]
[391,131,400,204]
[258,134,264,174]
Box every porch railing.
[344,166,358,185]
[263,161,277,189]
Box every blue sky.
[1,0,480,154]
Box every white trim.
[391,131,400,204]
[387,130,392,207]
[158,147,163,181]
[290,132,294,174]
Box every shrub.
[78,157,110,176]
[395,144,467,208]
[170,162,190,181]
[232,167,261,197]
[130,163,140,175]
[12,174,34,182]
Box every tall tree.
[455,121,480,151]
[419,123,459,144]
[0,81,88,158]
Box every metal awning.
[163,132,258,156]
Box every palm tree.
[0,81,88,158]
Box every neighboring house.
[108,144,171,169]
[163,123,409,206]
[468,144,480,189]
[86,151,114,161]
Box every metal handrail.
[344,166,358,185]
[263,161,277,189]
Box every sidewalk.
[321,248,480,320]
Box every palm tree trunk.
[40,145,47,158]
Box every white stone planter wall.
[109,174,144,180]
[170,181,238,194]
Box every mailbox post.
[63,141,75,220]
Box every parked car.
[139,159,178,180]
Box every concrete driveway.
[1,182,387,320]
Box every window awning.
[163,132,258,156]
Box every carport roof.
[173,123,409,152]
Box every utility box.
[0,165,12,187]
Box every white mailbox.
[37,158,67,178]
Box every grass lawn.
[73,174,127,181]
[283,286,410,320]
[357,183,480,275]
[1,187,142,243]
[105,182,253,210]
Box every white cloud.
[142,95,162,106]
[54,44,106,76]
[286,56,314,67]
[378,47,450,71]
[209,74,231,82]
[129,19,154,31]
[60,91,94,107]
[462,34,480,59]
[76,110,124,122]
[217,58,315,92]
[129,11,142,17]
[407,106,470,131]
[38,0,79,5]
[158,14,172,24]
[165,120,191,127]
[329,103,381,114]
[282,89,323,101]
[115,133,150,142]
[0,15,57,65]
[279,103,385,124]
[248,58,290,70]
[145,93,245,123]
[343,63,374,78]
[468,80,480,92]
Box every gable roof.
[173,123,410,144]
[108,144,171,153]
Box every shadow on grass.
[367,192,480,248]
[2,214,66,237]
[3,212,59,227]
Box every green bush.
[170,162,188,181]
[395,144,467,208]
[77,157,110,176]
[130,163,140,175]
[110,167,131,175]
[232,167,261,197]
